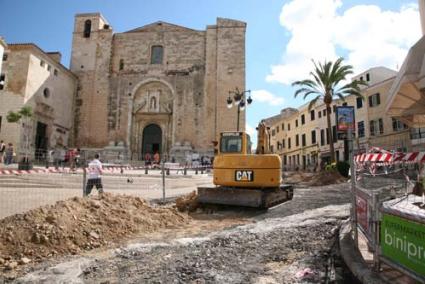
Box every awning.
[386,35,425,127]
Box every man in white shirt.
[0,140,5,164]
[85,153,104,196]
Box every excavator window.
[220,136,242,153]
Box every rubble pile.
[308,170,347,186]
[175,191,200,212]
[0,193,188,271]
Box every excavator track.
[197,184,293,209]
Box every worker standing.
[85,153,104,196]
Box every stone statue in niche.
[150,96,157,110]
[148,91,160,112]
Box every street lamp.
[226,88,252,131]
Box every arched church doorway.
[142,124,162,158]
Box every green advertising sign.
[381,213,425,278]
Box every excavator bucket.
[197,185,293,209]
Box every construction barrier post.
[348,127,358,247]
[82,166,87,197]
[161,161,166,203]
[145,167,148,175]
[166,168,170,176]
[195,168,198,175]
[184,167,187,175]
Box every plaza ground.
[0,170,358,283]
[0,169,212,219]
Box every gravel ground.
[14,183,354,284]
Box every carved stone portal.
[130,80,174,160]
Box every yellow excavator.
[197,121,293,208]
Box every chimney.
[420,0,425,35]
[46,52,62,64]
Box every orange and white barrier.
[355,152,425,164]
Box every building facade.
[0,43,77,158]
[0,37,6,75]
[70,13,246,162]
[265,67,413,170]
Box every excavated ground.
[4,181,354,283]
[0,193,188,273]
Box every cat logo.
[235,170,254,182]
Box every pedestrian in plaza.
[60,146,67,169]
[68,148,77,171]
[0,140,5,163]
[75,148,81,168]
[85,153,104,196]
[53,145,62,170]
[145,152,151,166]
[153,151,160,166]
[4,143,14,165]
[64,147,69,164]
[47,148,55,168]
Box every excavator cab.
[218,132,251,155]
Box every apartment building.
[0,37,6,75]
[265,67,413,170]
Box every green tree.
[6,106,33,162]
[292,57,365,163]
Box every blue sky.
[0,0,421,142]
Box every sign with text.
[336,106,355,140]
[381,213,425,279]
[234,170,254,182]
[356,195,368,234]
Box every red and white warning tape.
[355,151,425,164]
[0,165,212,175]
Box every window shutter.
[377,93,381,105]
[368,96,373,107]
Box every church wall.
[215,18,247,136]
[71,14,246,161]
[70,14,113,147]
[109,25,212,157]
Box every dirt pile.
[308,171,347,186]
[0,193,188,272]
[175,191,200,212]
[284,171,347,186]
[284,172,315,184]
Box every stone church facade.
[70,13,246,162]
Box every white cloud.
[246,123,257,150]
[251,90,285,106]
[246,123,256,137]
[266,0,421,85]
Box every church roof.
[7,43,76,79]
[124,21,202,33]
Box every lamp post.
[226,88,252,131]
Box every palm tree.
[292,57,365,163]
